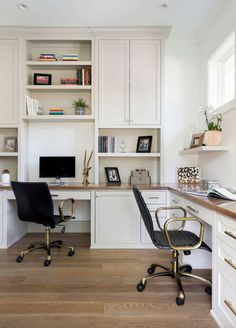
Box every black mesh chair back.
[11,181,55,227]
[133,186,156,243]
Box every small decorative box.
[130,169,151,185]
[177,167,201,184]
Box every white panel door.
[0,40,18,124]
[95,191,138,245]
[130,40,161,125]
[98,40,129,125]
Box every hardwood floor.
[0,233,217,328]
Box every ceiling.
[0,0,229,38]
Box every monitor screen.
[39,156,76,178]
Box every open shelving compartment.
[97,127,161,183]
[0,128,18,180]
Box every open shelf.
[23,115,94,122]
[0,152,18,157]
[26,61,92,67]
[26,85,92,91]
[179,145,230,155]
[98,152,160,158]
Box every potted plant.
[72,98,89,115]
[200,106,223,146]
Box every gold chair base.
[16,227,75,266]
[137,250,212,305]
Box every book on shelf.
[62,54,79,61]
[48,108,64,115]
[38,54,57,61]
[98,136,118,153]
[207,187,236,201]
[60,78,77,85]
[26,96,43,115]
[76,67,91,85]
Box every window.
[208,32,235,111]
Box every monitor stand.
[49,177,66,186]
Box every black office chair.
[133,187,212,305]
[11,181,75,267]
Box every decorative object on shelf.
[72,98,89,115]
[130,169,151,186]
[82,150,93,185]
[3,136,17,152]
[26,96,43,115]
[190,133,205,148]
[199,106,223,146]
[177,166,201,184]
[105,167,121,186]
[136,136,152,153]
[1,169,10,185]
[33,73,52,85]
[119,138,127,153]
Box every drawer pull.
[224,258,236,271]
[148,197,160,199]
[171,199,179,204]
[186,205,200,214]
[51,194,59,197]
[224,300,236,317]
[224,231,236,240]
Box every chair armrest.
[164,216,205,251]
[155,206,187,231]
[59,198,75,222]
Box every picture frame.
[34,73,52,85]
[3,136,17,152]
[190,133,205,148]
[136,136,152,153]
[105,167,121,185]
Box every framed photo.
[136,136,152,153]
[105,167,121,185]
[34,73,52,85]
[3,137,17,152]
[190,133,205,148]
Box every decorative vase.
[204,131,222,146]
[2,171,10,184]
[75,107,85,115]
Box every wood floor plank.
[0,233,217,328]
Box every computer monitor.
[39,156,76,184]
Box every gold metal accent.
[155,206,187,231]
[186,205,200,214]
[59,198,75,222]
[164,216,204,251]
[180,272,211,286]
[224,300,236,317]
[224,258,236,271]
[83,150,93,185]
[224,231,236,240]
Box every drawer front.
[216,238,236,277]
[185,199,214,226]
[142,191,166,205]
[215,269,236,327]
[216,213,236,250]
[170,193,184,206]
[7,190,91,200]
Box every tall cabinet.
[94,28,169,184]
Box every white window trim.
[208,31,236,114]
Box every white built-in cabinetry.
[98,39,161,125]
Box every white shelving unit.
[98,152,161,158]
[26,85,92,91]
[23,115,94,122]
[26,60,92,67]
[0,152,18,157]
[179,145,230,155]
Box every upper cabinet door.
[0,40,18,124]
[130,40,161,125]
[98,40,129,125]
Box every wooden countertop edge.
[1,183,236,221]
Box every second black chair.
[133,187,212,305]
[11,181,75,266]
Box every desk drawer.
[185,199,214,226]
[216,213,236,250]
[50,191,91,200]
[216,238,236,277]
[142,191,166,205]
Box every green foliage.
[200,106,222,131]
[72,98,88,109]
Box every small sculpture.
[83,150,93,185]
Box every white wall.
[198,0,236,185]
[162,39,199,182]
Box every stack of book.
[76,67,91,85]
[48,108,64,115]
[98,136,118,153]
[38,54,57,61]
[60,78,77,85]
[62,54,79,61]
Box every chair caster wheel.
[44,259,51,267]
[16,255,23,263]
[68,250,75,257]
[205,286,212,295]
[147,266,155,275]
[176,297,185,306]
[137,282,146,292]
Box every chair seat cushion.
[153,230,212,252]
